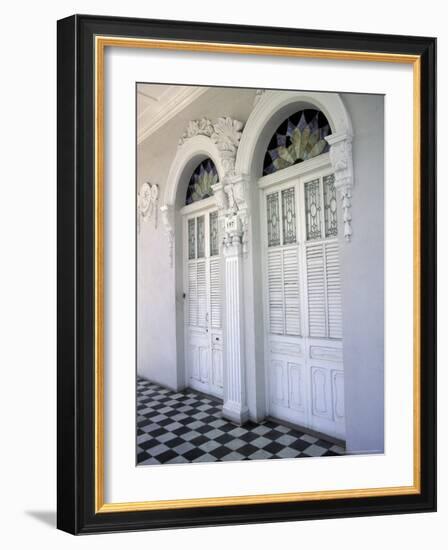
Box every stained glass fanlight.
[185,158,219,205]
[263,109,331,176]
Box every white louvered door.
[184,209,223,398]
[263,171,345,440]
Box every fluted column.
[221,213,249,424]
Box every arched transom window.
[185,158,218,205]
[263,109,332,176]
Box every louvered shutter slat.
[197,261,207,328]
[188,263,197,326]
[268,249,284,335]
[306,244,327,338]
[325,242,342,339]
[210,257,221,329]
[283,248,301,336]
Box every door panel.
[211,345,223,391]
[185,209,223,399]
[332,370,345,421]
[199,345,209,383]
[289,362,306,412]
[263,173,345,441]
[271,359,288,407]
[311,366,331,419]
[189,343,199,381]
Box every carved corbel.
[231,175,251,257]
[160,204,175,267]
[325,133,354,241]
[219,174,251,257]
[211,182,228,253]
[232,175,250,211]
[211,182,228,213]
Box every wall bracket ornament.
[224,175,251,256]
[137,181,159,233]
[326,133,354,241]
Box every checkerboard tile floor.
[136,377,344,465]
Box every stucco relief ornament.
[211,182,228,212]
[232,175,251,257]
[178,117,214,145]
[224,183,237,213]
[222,179,251,255]
[211,117,244,176]
[137,181,159,233]
[326,133,354,241]
[210,182,228,254]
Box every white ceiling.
[137,84,209,143]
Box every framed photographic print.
[57,14,436,534]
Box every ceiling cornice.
[137,86,209,144]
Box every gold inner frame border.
[94,35,421,513]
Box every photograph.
[136,84,385,466]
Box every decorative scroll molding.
[179,116,244,177]
[160,204,175,267]
[178,117,213,145]
[137,182,159,234]
[326,132,354,241]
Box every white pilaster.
[221,214,249,424]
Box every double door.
[262,169,345,440]
[184,208,223,398]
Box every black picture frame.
[57,14,436,534]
